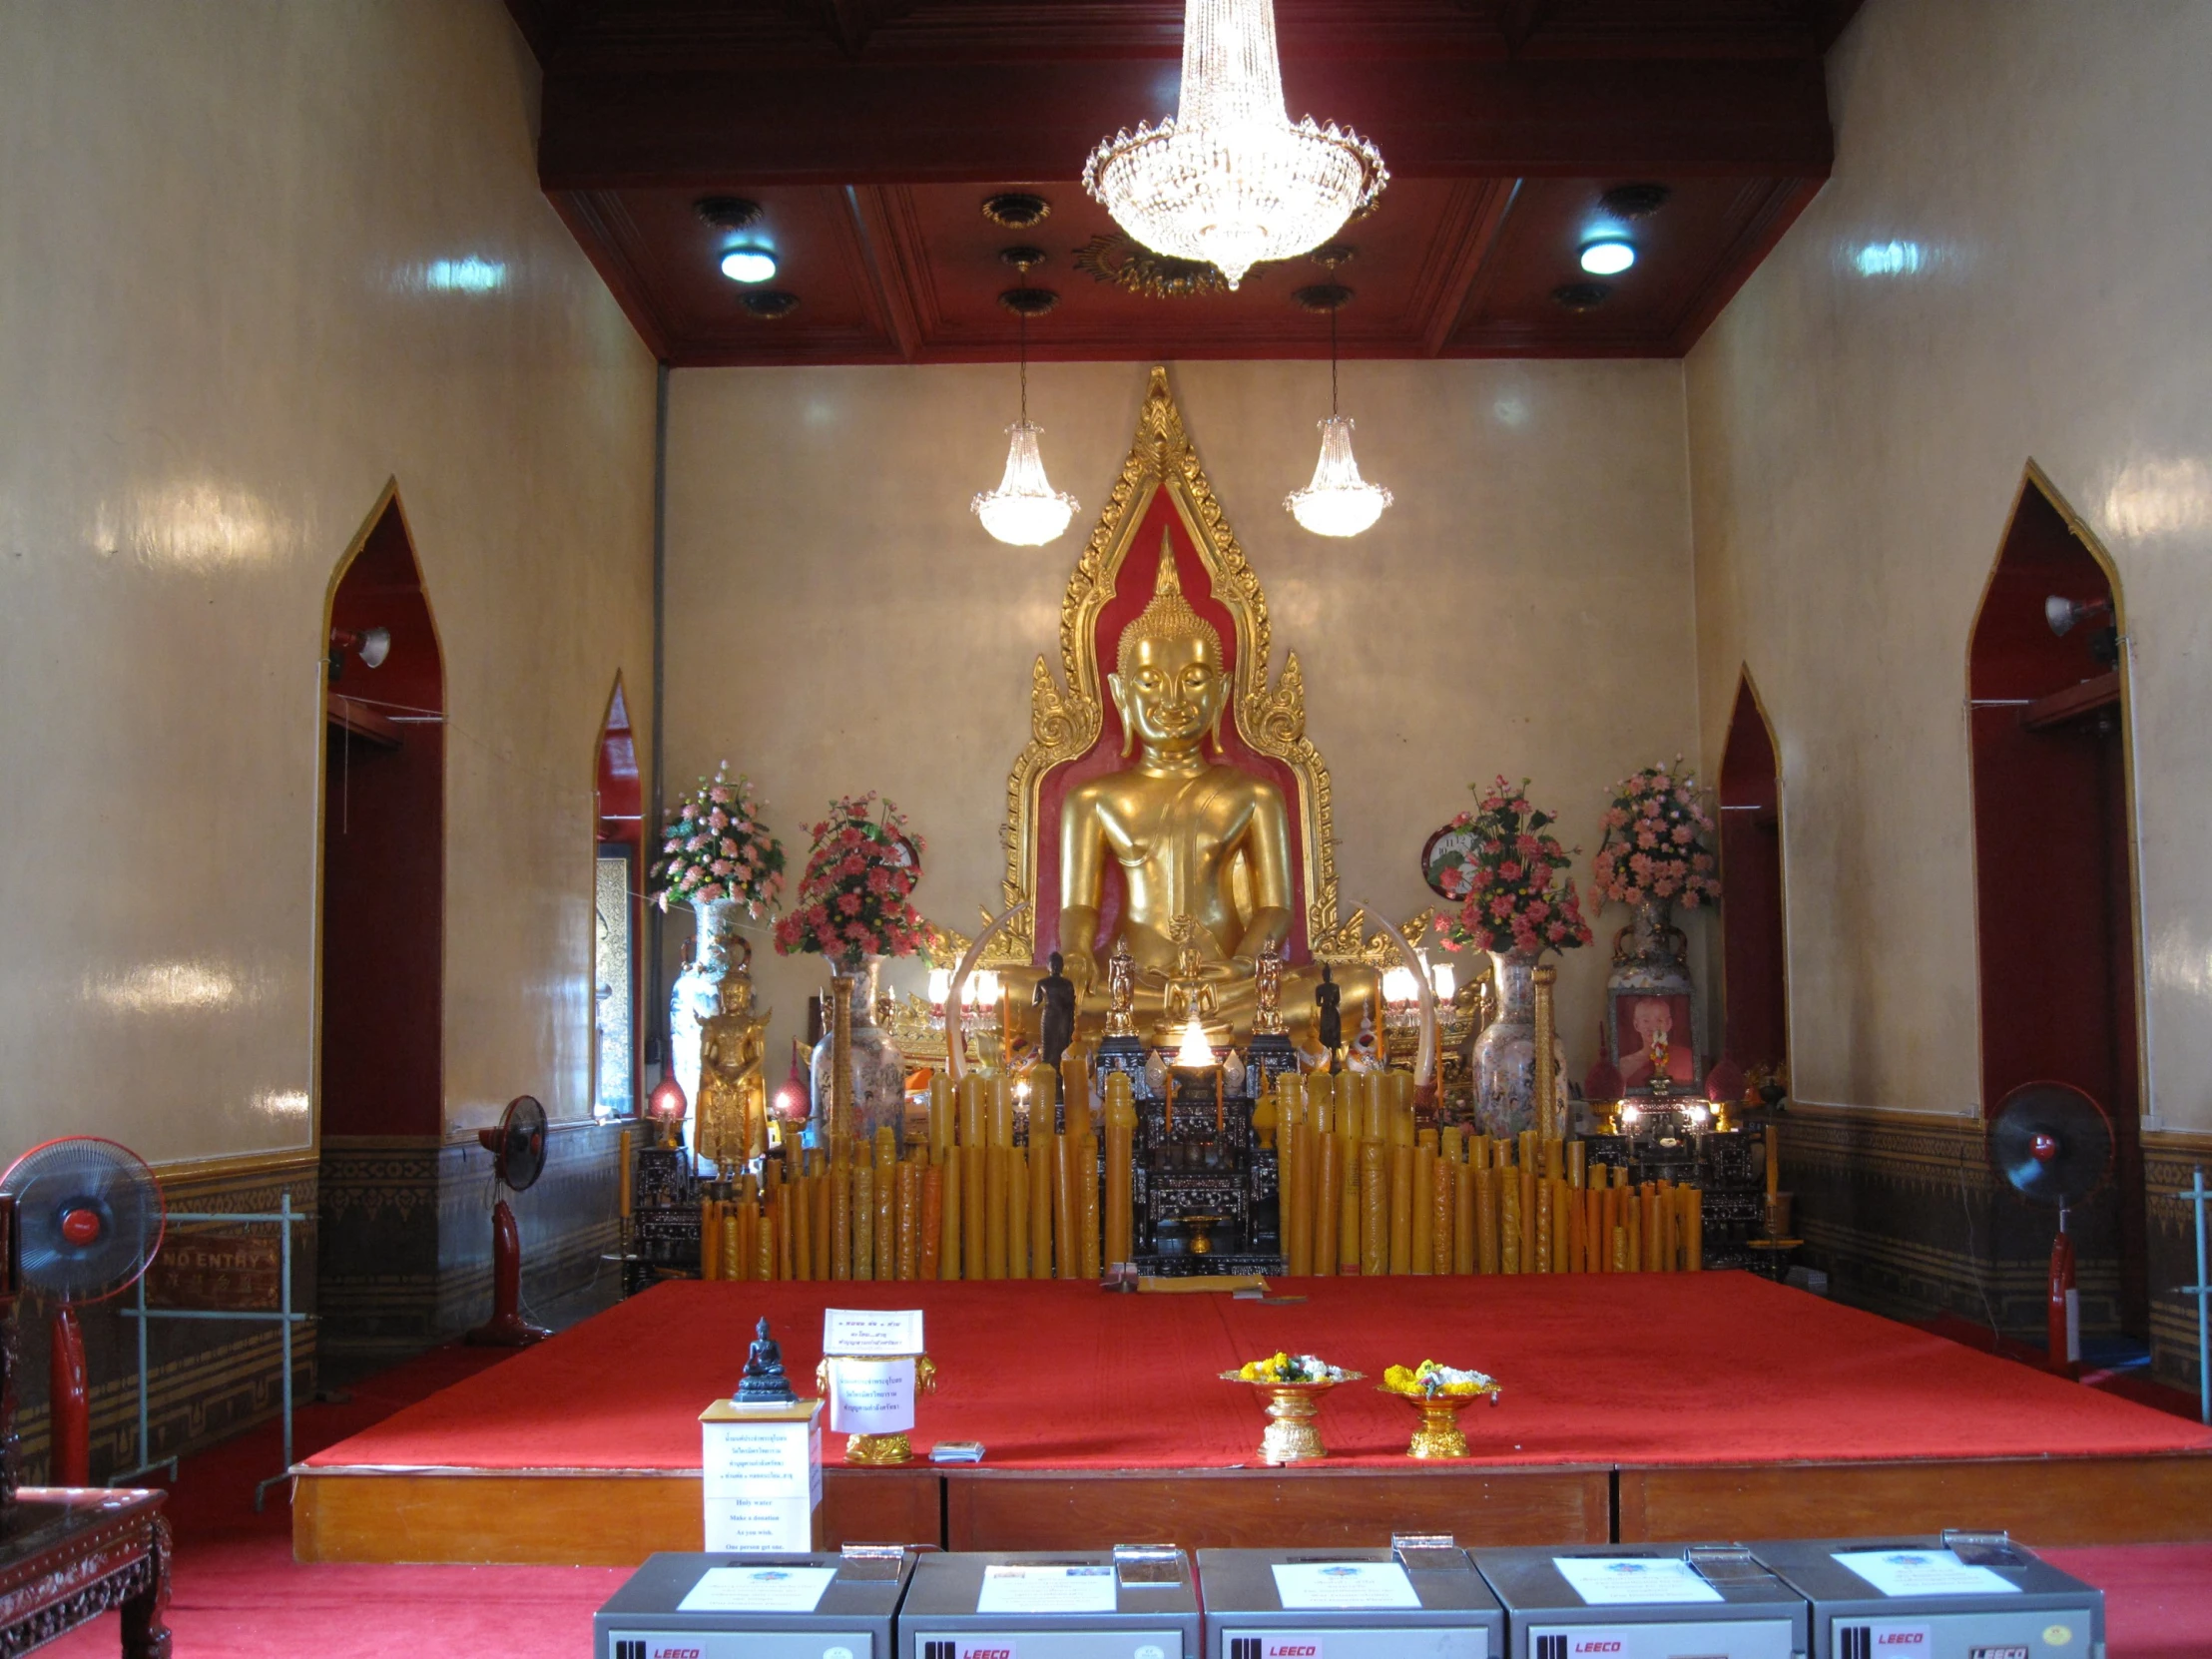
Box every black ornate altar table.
[0,1487,170,1657]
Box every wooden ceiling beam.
[537,55,1835,190]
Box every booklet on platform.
[975,1563,1118,1614]
[1831,1549,2022,1598]
[1553,1556,1724,1606]
[824,1307,924,1355]
[1271,1561,1421,1610]
[678,1564,836,1613]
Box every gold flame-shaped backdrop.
[994,366,1369,969]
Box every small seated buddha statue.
[1049,549,1374,1043]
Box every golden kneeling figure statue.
[1035,554,1375,1047]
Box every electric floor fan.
[1,1137,165,1484]
[1989,1081,2113,1380]
[467,1094,550,1347]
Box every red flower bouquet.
[1436,778,1594,957]
[772,793,929,968]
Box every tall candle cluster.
[696,1054,1108,1283]
[1270,1071,1704,1277]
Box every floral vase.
[1606,898,1696,1088]
[670,896,748,1161]
[1472,949,1543,1139]
[809,956,908,1154]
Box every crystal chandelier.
[971,274,1078,547]
[1082,0,1387,290]
[1285,293,1391,537]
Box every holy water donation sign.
[697,1397,823,1552]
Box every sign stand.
[699,1396,824,1552]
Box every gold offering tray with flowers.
[1222,1353,1361,1465]
[1379,1361,1502,1459]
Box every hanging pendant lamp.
[1285,283,1391,537]
[971,258,1079,547]
[1083,0,1387,291]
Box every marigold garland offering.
[1436,777,1594,957]
[1590,759,1720,910]
[1235,1352,1351,1384]
[649,763,785,916]
[1382,1360,1500,1398]
[773,793,929,967]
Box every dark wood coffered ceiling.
[506,0,1863,364]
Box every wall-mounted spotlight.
[1579,238,1636,276]
[328,627,391,682]
[2044,595,2118,668]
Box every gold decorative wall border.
[997,366,1353,964]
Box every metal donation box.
[1473,1544,1809,1659]
[1750,1534,2102,1659]
[899,1547,1202,1659]
[594,1546,915,1659]
[1196,1539,1506,1659]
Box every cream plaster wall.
[666,359,1701,1082]
[1686,0,2212,1127]
[0,2,657,1161]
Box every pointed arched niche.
[319,486,445,1140]
[1718,671,1787,1076]
[1967,463,2146,1340]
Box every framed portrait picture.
[1610,989,1698,1095]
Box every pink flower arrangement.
[649,763,785,917]
[1436,777,1594,958]
[773,793,929,967]
[1590,759,1720,911]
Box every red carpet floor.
[38,1292,2212,1658]
[306,1274,2212,1474]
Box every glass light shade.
[1285,414,1392,537]
[1175,1013,1218,1068]
[1382,966,1418,1006]
[1083,0,1386,290]
[926,967,951,1008]
[720,248,779,283]
[1428,962,1456,1000]
[972,420,1079,546]
[1578,238,1635,276]
[964,970,1001,1008]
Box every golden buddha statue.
[695,970,771,1167]
[1053,551,1370,1041]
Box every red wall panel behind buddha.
[321,503,444,1138]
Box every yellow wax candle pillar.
[1422,1144,1447,1275]
[1535,1175,1554,1274]
[874,1128,898,1281]
[1055,1133,1081,1279]
[1497,1166,1522,1274]
[1389,1069,1415,1147]
[939,1151,963,1280]
[961,1143,985,1278]
[1312,1131,1341,1278]
[1519,1161,1537,1271]
[1765,1123,1780,1199]
[1062,1054,1090,1138]
[850,1163,875,1282]
[618,1129,633,1221]
[991,1075,1013,1148]
[1290,1118,1317,1277]
[1006,1148,1030,1279]
[929,1072,953,1163]
[1105,1074,1136,1267]
[1077,1134,1101,1277]
[918,1162,942,1279]
[958,1075,985,1148]
[1453,1157,1476,1274]
[1360,1140,1388,1277]
[1364,1072,1387,1145]
[1568,1139,1585,1190]
[1389,1142,1415,1275]
[984,1147,1008,1278]
[829,1163,852,1280]
[1338,1134,1363,1274]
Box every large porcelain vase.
[670,896,749,1159]
[810,957,908,1154]
[1472,949,1541,1139]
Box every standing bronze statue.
[1314,963,1343,1071]
[1034,950,1077,1069]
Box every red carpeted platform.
[293,1274,2212,1565]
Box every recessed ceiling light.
[721,248,778,283]
[1579,238,1636,276]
